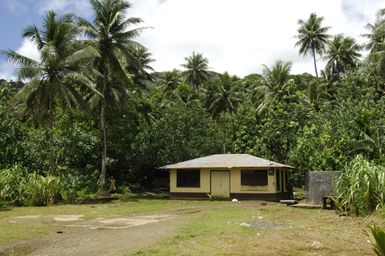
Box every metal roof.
[159,154,294,169]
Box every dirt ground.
[0,207,201,256]
[0,202,379,256]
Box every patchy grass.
[131,202,382,256]
[0,198,219,245]
[0,198,383,255]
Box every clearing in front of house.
[0,197,382,256]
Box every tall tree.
[295,13,330,78]
[324,34,361,79]
[181,52,211,91]
[79,0,146,191]
[254,60,293,113]
[363,9,385,77]
[126,45,154,87]
[159,70,183,100]
[1,11,94,174]
[207,72,242,118]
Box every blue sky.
[0,0,94,50]
[0,0,384,80]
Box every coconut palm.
[295,13,330,77]
[1,11,96,174]
[126,45,154,87]
[181,52,211,91]
[324,34,361,79]
[254,60,293,113]
[78,0,146,191]
[159,70,183,99]
[207,72,242,118]
[363,9,385,77]
[363,22,385,54]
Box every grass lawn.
[130,202,382,256]
[0,196,383,255]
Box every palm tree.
[324,34,361,79]
[207,72,242,118]
[159,69,183,95]
[79,0,147,192]
[295,13,330,77]
[159,70,183,100]
[254,60,293,113]
[126,45,154,87]
[1,11,95,174]
[363,22,385,54]
[181,52,211,91]
[175,83,199,105]
[363,9,385,77]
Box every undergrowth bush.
[0,166,28,206]
[0,167,60,206]
[367,225,385,256]
[60,174,80,203]
[334,155,385,216]
[27,174,60,206]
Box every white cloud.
[17,39,40,62]
[37,0,92,18]
[3,0,28,15]
[2,0,384,79]
[128,0,384,76]
[0,39,39,80]
[0,61,17,81]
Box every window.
[241,170,268,186]
[276,170,281,191]
[176,169,200,187]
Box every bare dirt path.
[2,206,208,256]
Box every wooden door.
[211,170,230,198]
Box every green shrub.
[60,174,80,203]
[334,155,385,215]
[0,200,9,210]
[27,174,60,206]
[367,225,385,256]
[0,166,93,206]
[0,166,28,206]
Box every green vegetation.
[367,225,385,256]
[130,202,380,256]
[334,155,385,216]
[0,0,385,218]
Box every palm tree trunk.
[99,81,107,192]
[48,98,55,175]
[312,47,319,78]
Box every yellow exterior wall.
[170,167,290,194]
[170,168,210,193]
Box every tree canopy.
[1,2,385,198]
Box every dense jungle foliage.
[2,0,385,209]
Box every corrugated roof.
[159,154,294,169]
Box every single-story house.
[159,154,294,201]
